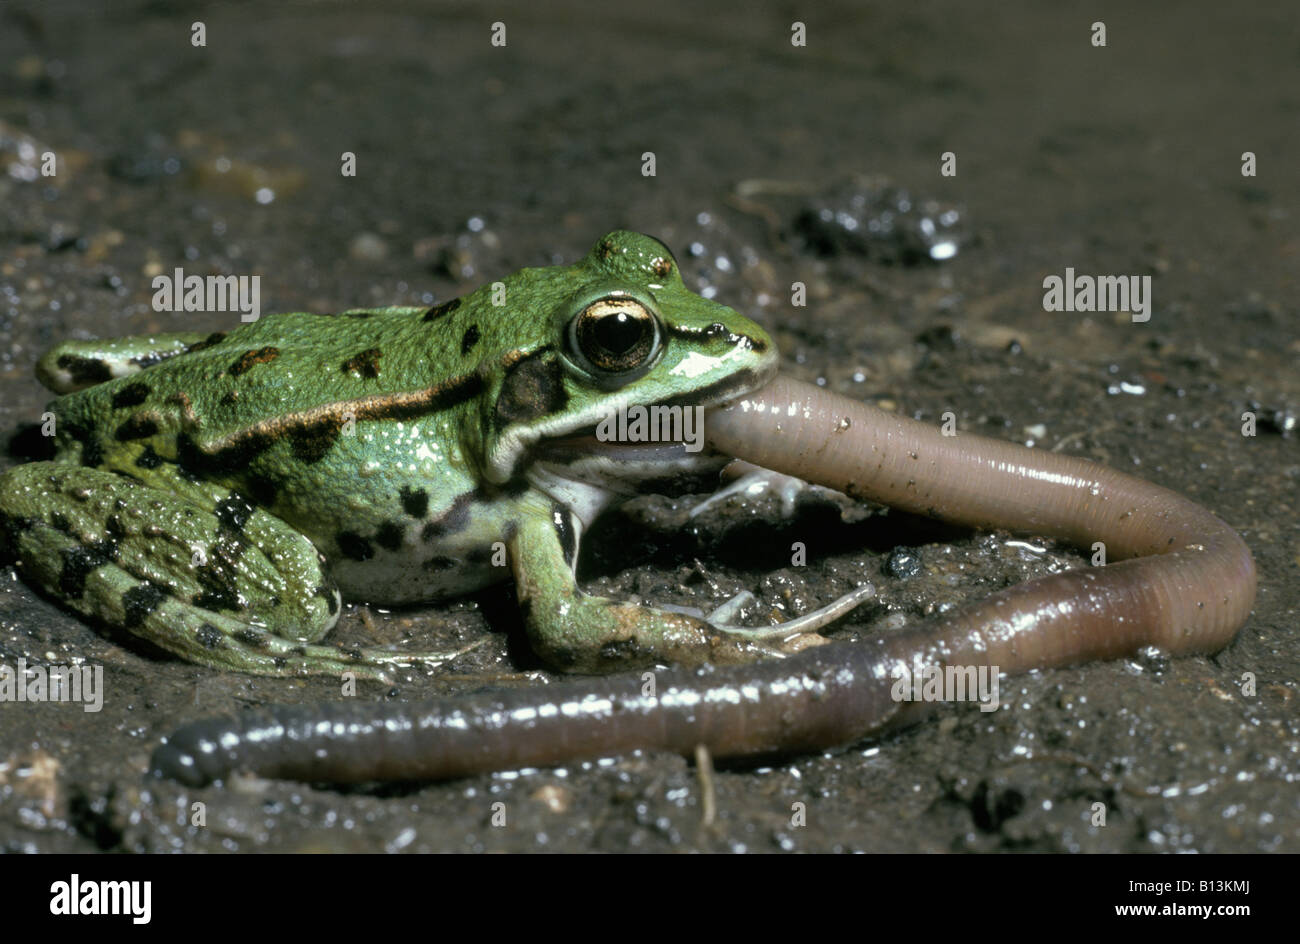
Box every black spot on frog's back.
[234,627,267,649]
[185,332,228,354]
[114,414,159,441]
[245,474,279,507]
[111,382,152,410]
[341,348,383,378]
[420,491,474,541]
[461,325,480,355]
[423,297,461,322]
[213,495,255,533]
[134,444,165,469]
[63,422,104,467]
[228,346,280,377]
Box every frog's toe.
[704,584,875,644]
[690,463,837,520]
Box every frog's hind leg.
[35,332,215,393]
[0,463,473,679]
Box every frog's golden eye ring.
[567,296,662,380]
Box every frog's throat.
[484,363,779,485]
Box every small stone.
[349,232,389,262]
[885,547,923,579]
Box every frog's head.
[483,230,778,487]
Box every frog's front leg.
[506,505,868,673]
[0,463,471,679]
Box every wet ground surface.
[0,1,1296,852]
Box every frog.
[0,231,870,679]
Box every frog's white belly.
[325,512,509,603]
[330,551,499,603]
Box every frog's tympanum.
[1,232,856,677]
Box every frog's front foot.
[654,584,873,660]
[507,507,872,672]
[689,462,841,520]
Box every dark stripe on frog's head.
[664,322,768,354]
[492,347,566,430]
[179,372,486,472]
[655,367,765,411]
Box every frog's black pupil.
[595,311,644,355]
[572,300,658,375]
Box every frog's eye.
[567,296,662,379]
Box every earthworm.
[151,375,1256,785]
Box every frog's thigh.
[0,462,359,675]
[507,508,733,673]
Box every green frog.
[0,231,867,678]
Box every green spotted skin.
[0,232,783,677]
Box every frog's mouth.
[529,388,745,492]
[533,420,726,469]
[531,426,730,497]
[490,361,779,485]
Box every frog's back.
[45,306,451,467]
